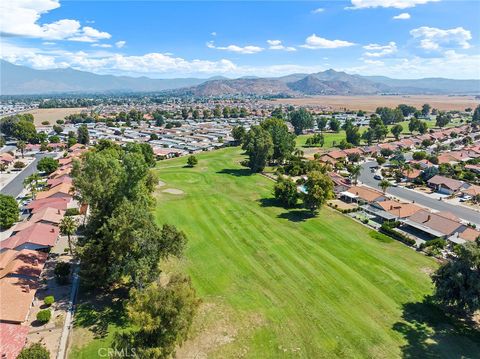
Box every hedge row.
[380,224,416,246]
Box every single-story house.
[402,210,465,239]
[427,175,466,195]
[1,222,60,251]
[341,185,387,204]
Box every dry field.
[270,95,479,112]
[24,108,87,126]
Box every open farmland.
[25,108,87,126]
[270,95,479,112]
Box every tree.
[378,179,391,194]
[421,103,431,117]
[274,176,299,208]
[329,118,341,132]
[397,104,417,117]
[349,165,362,185]
[317,118,328,132]
[242,125,273,172]
[77,124,90,145]
[114,275,199,359]
[150,133,158,141]
[290,108,314,135]
[432,240,480,316]
[418,121,428,134]
[222,106,230,118]
[473,105,480,123]
[14,161,26,169]
[192,109,200,119]
[0,194,18,230]
[261,118,295,163]
[436,112,451,128]
[60,216,77,255]
[181,108,189,120]
[345,125,361,146]
[37,157,59,174]
[302,171,334,212]
[408,118,420,133]
[369,115,388,142]
[24,172,41,199]
[213,105,222,118]
[18,343,50,359]
[0,163,6,173]
[73,142,188,288]
[13,119,37,142]
[187,155,198,167]
[16,140,27,158]
[390,124,403,140]
[231,126,246,145]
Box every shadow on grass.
[258,197,281,208]
[393,296,480,358]
[277,209,316,222]
[217,168,252,177]
[73,287,129,339]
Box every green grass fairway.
[152,147,480,358]
[296,131,346,148]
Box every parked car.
[374,174,383,180]
[460,195,472,202]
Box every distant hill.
[1,60,479,96]
[0,60,215,95]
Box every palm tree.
[60,216,77,256]
[378,179,391,194]
[17,140,26,158]
[349,165,362,185]
[23,172,42,199]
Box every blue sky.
[1,0,479,79]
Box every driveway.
[359,161,480,226]
[0,153,55,198]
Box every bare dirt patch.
[176,301,265,359]
[162,188,184,195]
[269,95,479,112]
[23,108,88,126]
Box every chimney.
[50,228,55,233]
[57,209,61,214]
[34,259,39,266]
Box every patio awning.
[361,205,397,220]
[402,219,446,238]
[340,191,358,199]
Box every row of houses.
[339,185,480,244]
[0,145,87,359]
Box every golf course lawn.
[152,147,480,358]
[69,147,480,359]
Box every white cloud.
[301,34,355,49]
[211,32,217,36]
[311,8,324,14]
[206,41,263,54]
[266,40,296,52]
[92,43,112,48]
[410,26,472,51]
[347,0,439,9]
[363,41,397,57]
[393,12,411,19]
[115,41,126,48]
[349,50,480,79]
[0,0,111,42]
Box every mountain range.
[1,60,479,96]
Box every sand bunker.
[157,180,166,187]
[162,188,184,195]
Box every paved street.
[359,161,480,225]
[0,153,55,198]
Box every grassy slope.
[69,147,480,358]
[152,147,479,358]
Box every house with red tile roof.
[1,223,59,251]
[0,323,29,358]
[36,182,73,200]
[403,210,465,239]
[0,249,47,324]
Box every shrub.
[65,208,80,216]
[41,121,50,125]
[36,309,51,323]
[18,342,50,359]
[14,161,26,169]
[380,224,416,246]
[44,295,55,306]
